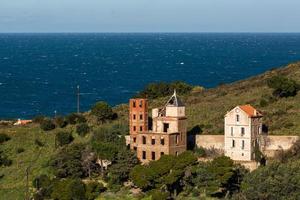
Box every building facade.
[129,91,187,163]
[224,105,263,161]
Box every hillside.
[0,62,300,199]
[147,61,300,135]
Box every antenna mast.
[77,85,80,113]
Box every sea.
[0,33,300,119]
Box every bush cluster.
[0,150,12,167]
[40,119,56,131]
[0,133,10,144]
[76,123,90,137]
[267,75,300,98]
[55,131,74,147]
[33,175,106,200]
[66,113,86,125]
[91,102,114,123]
[136,81,193,99]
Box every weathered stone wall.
[196,135,299,158]
[261,135,299,157]
[195,135,224,150]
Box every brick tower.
[129,91,187,163]
[129,98,148,150]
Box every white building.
[224,105,263,161]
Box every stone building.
[129,91,187,163]
[224,105,263,161]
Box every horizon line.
[1,31,300,34]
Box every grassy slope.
[148,62,300,135]
[0,62,300,199]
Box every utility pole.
[77,85,80,114]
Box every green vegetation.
[136,81,193,99]
[40,118,56,131]
[76,123,90,137]
[55,131,74,147]
[236,160,300,200]
[91,101,115,123]
[267,75,300,98]
[66,113,86,125]
[130,151,197,196]
[54,116,68,128]
[0,133,10,144]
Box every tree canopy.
[91,101,114,123]
[136,81,193,99]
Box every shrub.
[32,174,51,190]
[259,99,268,107]
[85,181,106,200]
[54,116,67,128]
[239,160,300,200]
[55,131,74,147]
[0,133,10,144]
[137,81,193,99]
[66,113,86,125]
[194,146,206,157]
[33,115,46,124]
[40,119,56,131]
[91,102,114,123]
[267,75,300,97]
[16,147,25,154]
[50,143,85,178]
[148,189,169,200]
[51,178,86,200]
[0,150,12,167]
[76,123,90,137]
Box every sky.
[0,0,300,33]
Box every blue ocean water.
[0,33,300,119]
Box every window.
[176,135,179,145]
[133,126,136,131]
[133,101,136,107]
[163,123,169,133]
[160,138,165,145]
[142,136,146,144]
[139,101,143,108]
[241,127,245,136]
[241,140,245,149]
[133,147,137,151]
[242,153,244,156]
[140,126,143,132]
[133,114,136,120]
[140,114,143,120]
[176,151,179,156]
[161,152,164,156]
[232,140,235,148]
[151,138,155,145]
[151,152,156,160]
[236,115,240,122]
[133,137,136,143]
[142,151,146,159]
[231,127,233,136]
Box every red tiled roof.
[239,105,262,117]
